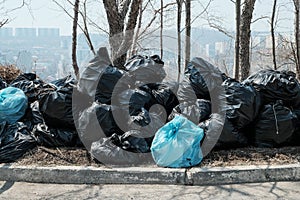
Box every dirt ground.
[14,146,300,167]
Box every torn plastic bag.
[139,83,179,115]
[91,134,152,165]
[168,99,211,124]
[95,65,123,104]
[32,123,82,147]
[151,115,204,168]
[124,55,166,84]
[243,69,300,107]
[0,122,36,163]
[39,85,75,129]
[0,76,7,90]
[222,77,261,129]
[178,57,224,101]
[78,47,113,100]
[0,87,28,124]
[254,101,296,148]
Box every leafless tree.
[72,0,80,79]
[185,0,191,67]
[233,0,241,79]
[240,0,256,81]
[160,0,164,59]
[271,0,278,70]
[293,0,300,79]
[176,0,183,81]
[103,0,142,69]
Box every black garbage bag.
[254,101,296,148]
[222,77,261,129]
[198,113,224,155]
[10,73,54,103]
[39,86,74,129]
[20,101,44,131]
[118,88,156,116]
[243,69,300,107]
[78,47,114,101]
[0,76,7,90]
[287,109,300,146]
[139,83,179,115]
[178,57,224,101]
[51,75,77,88]
[169,99,211,124]
[0,122,36,163]
[117,130,153,153]
[95,65,123,104]
[91,134,152,165]
[78,102,124,149]
[124,55,166,85]
[32,123,82,147]
[199,113,249,150]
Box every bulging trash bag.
[116,131,153,153]
[118,88,156,116]
[39,86,74,129]
[78,47,113,100]
[222,77,261,129]
[151,115,204,168]
[0,76,7,90]
[95,65,123,104]
[168,99,211,124]
[254,101,296,147]
[0,87,28,124]
[78,102,124,149]
[243,69,300,107]
[178,57,224,101]
[199,113,249,150]
[33,124,82,147]
[91,134,152,165]
[124,55,166,84]
[0,122,36,163]
[139,83,179,115]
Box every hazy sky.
[1,0,295,36]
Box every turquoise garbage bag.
[151,115,204,168]
[0,87,28,124]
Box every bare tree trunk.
[160,0,164,59]
[240,0,256,81]
[72,0,80,79]
[294,0,300,79]
[131,2,143,56]
[271,0,277,70]
[103,0,142,69]
[233,0,241,80]
[177,0,183,82]
[185,0,191,67]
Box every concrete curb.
[0,164,300,185]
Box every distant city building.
[0,28,13,37]
[38,28,60,37]
[15,28,36,38]
[215,42,227,55]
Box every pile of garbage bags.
[1,46,300,167]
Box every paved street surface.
[0,181,299,199]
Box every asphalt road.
[0,181,300,199]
